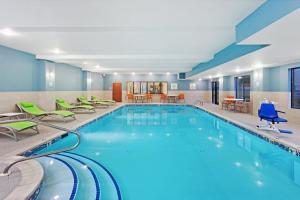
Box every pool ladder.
[1,119,80,175]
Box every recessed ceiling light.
[255,63,262,68]
[209,76,212,79]
[83,61,88,65]
[113,72,118,75]
[51,48,63,54]
[198,78,202,81]
[149,72,153,75]
[235,68,240,73]
[132,72,135,75]
[95,65,100,69]
[166,72,170,75]
[0,28,18,36]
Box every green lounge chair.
[17,102,75,121]
[56,98,95,113]
[78,96,109,107]
[91,96,116,105]
[0,120,39,141]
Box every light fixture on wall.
[198,78,202,81]
[166,72,170,75]
[0,28,19,36]
[95,65,100,69]
[149,72,153,75]
[87,78,92,84]
[132,72,136,75]
[83,61,88,65]
[49,72,55,79]
[113,72,118,75]
[235,67,240,73]
[209,76,212,79]
[45,66,55,89]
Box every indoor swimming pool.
[33,105,300,200]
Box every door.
[112,82,122,102]
[211,81,219,105]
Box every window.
[234,75,250,101]
[127,81,168,94]
[127,82,133,94]
[291,67,300,109]
[133,82,141,94]
[141,82,147,94]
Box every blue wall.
[222,76,235,91]
[0,45,40,91]
[0,45,102,92]
[103,74,209,91]
[55,63,83,91]
[218,63,295,93]
[91,72,103,91]
[0,44,294,94]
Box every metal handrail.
[1,119,81,175]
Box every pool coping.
[2,156,44,200]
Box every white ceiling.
[191,7,300,80]
[0,0,264,73]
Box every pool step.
[55,154,100,200]
[36,156,78,200]
[37,153,121,200]
[63,152,122,200]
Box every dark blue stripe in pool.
[65,152,122,200]
[57,153,101,200]
[47,155,78,200]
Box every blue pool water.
[36,105,300,200]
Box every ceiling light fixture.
[113,72,118,75]
[83,61,88,65]
[132,72,136,75]
[149,72,153,75]
[255,63,262,69]
[236,68,240,73]
[198,78,202,81]
[51,48,63,54]
[166,72,170,75]
[0,28,18,36]
[95,65,100,69]
[209,76,212,79]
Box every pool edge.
[20,103,300,157]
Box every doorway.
[211,81,219,105]
[112,82,122,102]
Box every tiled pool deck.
[0,103,124,158]
[196,103,300,153]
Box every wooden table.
[134,94,145,103]
[167,95,178,103]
